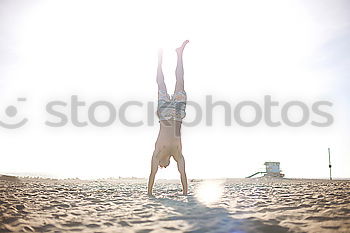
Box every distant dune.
[0,174,20,182]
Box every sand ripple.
[0,178,349,232]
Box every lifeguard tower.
[263,162,284,178]
[246,161,284,178]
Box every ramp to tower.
[246,171,266,178]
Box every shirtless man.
[147,40,189,196]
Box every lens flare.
[195,180,224,205]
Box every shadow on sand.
[153,195,289,233]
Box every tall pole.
[328,148,332,180]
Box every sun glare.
[195,180,224,205]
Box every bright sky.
[0,0,349,179]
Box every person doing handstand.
[148,40,189,196]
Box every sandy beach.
[1,176,349,233]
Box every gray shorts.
[157,90,187,122]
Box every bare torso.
[154,120,183,163]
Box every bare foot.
[176,40,189,54]
[158,49,163,64]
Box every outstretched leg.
[157,49,167,92]
[175,40,189,92]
